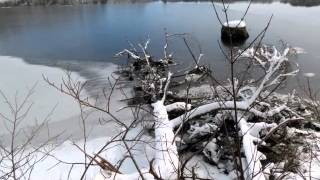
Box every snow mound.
[223,20,246,28]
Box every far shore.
[1,0,320,8]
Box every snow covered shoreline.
[1,40,320,180]
[1,41,320,179]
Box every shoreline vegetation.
[1,0,320,7]
[94,34,320,179]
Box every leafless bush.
[0,85,59,180]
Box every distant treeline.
[280,0,320,7]
[0,0,150,6]
[162,0,320,7]
[1,0,320,7]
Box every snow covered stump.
[221,20,249,44]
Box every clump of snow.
[292,47,307,54]
[303,72,316,78]
[185,73,203,82]
[223,20,246,28]
[166,102,191,112]
[203,139,220,164]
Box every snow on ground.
[0,124,156,179]
[287,128,320,180]
[0,55,147,179]
[28,127,153,180]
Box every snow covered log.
[95,72,179,180]
[165,102,191,112]
[238,117,275,180]
[152,101,179,179]
[152,72,179,179]
[169,102,296,129]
